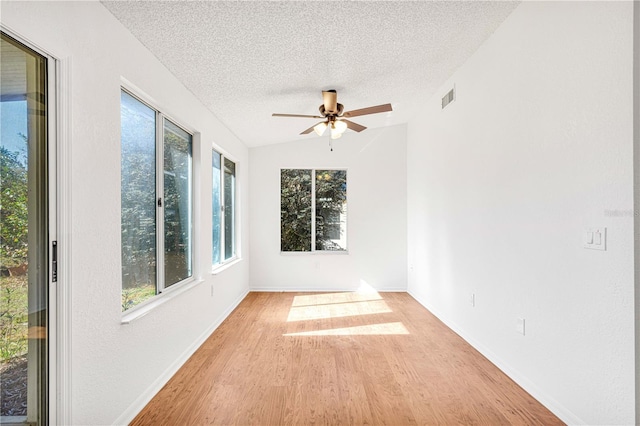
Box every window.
[212,149,236,266]
[281,169,347,252]
[121,89,193,311]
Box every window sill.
[280,250,349,256]
[1,416,27,425]
[211,257,242,275]
[121,277,204,325]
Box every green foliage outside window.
[280,169,347,252]
[315,170,347,251]
[0,146,28,268]
[120,93,156,304]
[281,169,312,251]
[0,146,29,361]
[163,123,192,288]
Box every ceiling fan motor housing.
[319,103,344,117]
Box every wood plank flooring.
[131,292,563,425]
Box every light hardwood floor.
[131,291,563,425]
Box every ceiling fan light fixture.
[330,124,343,140]
[314,122,328,136]
[334,120,347,134]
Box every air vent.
[441,86,455,109]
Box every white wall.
[1,2,250,424]
[250,125,407,292]
[407,2,635,424]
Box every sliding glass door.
[0,31,50,426]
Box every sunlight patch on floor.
[291,292,382,308]
[290,280,383,308]
[284,322,409,336]
[286,299,392,322]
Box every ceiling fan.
[272,90,392,140]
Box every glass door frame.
[1,25,71,426]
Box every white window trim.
[54,46,73,426]
[211,257,242,275]
[120,86,198,317]
[279,251,349,256]
[280,167,349,254]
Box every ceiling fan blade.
[273,113,324,119]
[342,119,367,133]
[300,121,326,135]
[342,103,392,118]
[322,90,338,114]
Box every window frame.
[280,168,348,254]
[120,86,197,315]
[211,147,238,270]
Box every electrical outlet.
[470,293,475,307]
[516,318,525,335]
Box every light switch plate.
[584,227,606,250]
[516,318,525,335]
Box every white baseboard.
[406,290,585,426]
[112,288,250,426]
[249,286,407,292]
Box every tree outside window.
[281,169,347,252]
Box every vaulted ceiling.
[101,1,520,147]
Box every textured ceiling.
[102,1,519,147]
